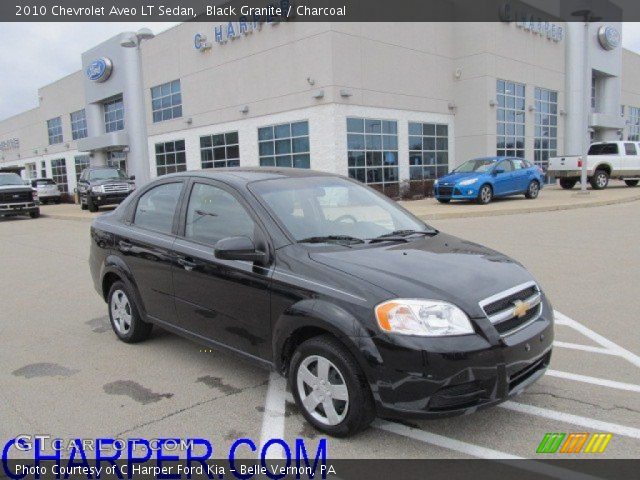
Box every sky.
[1,22,640,121]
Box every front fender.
[272,299,383,382]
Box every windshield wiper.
[298,235,365,245]
[369,229,438,243]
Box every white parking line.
[554,310,640,368]
[259,371,288,459]
[374,420,603,480]
[547,369,640,393]
[500,401,640,439]
[553,341,618,356]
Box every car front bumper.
[90,192,131,206]
[0,202,39,215]
[434,184,479,200]
[365,303,554,420]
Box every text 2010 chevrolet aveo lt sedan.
[90,168,553,436]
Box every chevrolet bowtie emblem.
[513,299,530,318]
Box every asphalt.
[0,197,638,463]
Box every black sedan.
[89,168,553,436]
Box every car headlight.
[458,178,478,186]
[434,179,439,186]
[375,299,473,336]
[93,185,105,194]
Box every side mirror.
[129,175,136,181]
[214,236,266,263]
[493,168,505,175]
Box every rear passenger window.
[133,182,183,234]
[624,143,637,155]
[512,159,526,170]
[185,183,255,246]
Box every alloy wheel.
[529,182,539,198]
[110,289,132,335]
[297,355,349,426]
[597,173,607,188]
[481,186,492,203]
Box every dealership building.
[1,20,639,197]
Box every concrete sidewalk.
[38,180,640,222]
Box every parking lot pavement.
[0,200,639,462]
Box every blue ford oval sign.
[86,57,113,83]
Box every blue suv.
[434,157,544,205]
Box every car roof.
[161,167,339,187]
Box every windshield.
[89,168,127,181]
[454,158,496,173]
[0,173,25,186]
[250,176,433,242]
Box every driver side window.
[185,183,255,246]
[497,160,514,172]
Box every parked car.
[31,178,61,204]
[90,168,553,437]
[0,173,40,218]
[547,141,640,190]
[77,167,135,212]
[434,157,544,204]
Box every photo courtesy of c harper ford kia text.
[0,1,639,479]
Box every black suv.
[77,167,135,212]
[89,168,553,436]
[0,173,40,219]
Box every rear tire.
[525,180,540,199]
[289,334,375,437]
[476,184,493,204]
[559,178,577,190]
[107,281,152,343]
[54,198,61,204]
[625,180,639,187]
[590,170,609,190]
[436,198,450,204]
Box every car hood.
[0,185,33,192]
[308,233,535,318]
[89,179,132,186]
[438,172,485,184]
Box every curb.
[40,191,640,223]
[412,192,640,221]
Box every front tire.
[289,335,375,437]
[590,170,609,190]
[29,209,40,219]
[107,281,152,343]
[525,180,540,199]
[88,196,98,212]
[559,178,578,190]
[476,184,493,204]
[436,198,450,204]
[625,179,639,187]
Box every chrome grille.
[103,183,129,193]
[479,282,542,336]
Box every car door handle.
[177,257,198,271]
[119,240,133,252]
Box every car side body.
[434,157,544,204]
[89,168,553,436]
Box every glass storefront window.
[347,117,398,185]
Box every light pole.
[120,28,155,186]
[571,6,601,194]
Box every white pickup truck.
[547,141,640,190]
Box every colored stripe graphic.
[560,433,589,453]
[584,433,613,453]
[537,433,566,453]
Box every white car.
[547,141,640,190]
[31,178,62,204]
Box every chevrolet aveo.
[90,168,553,436]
